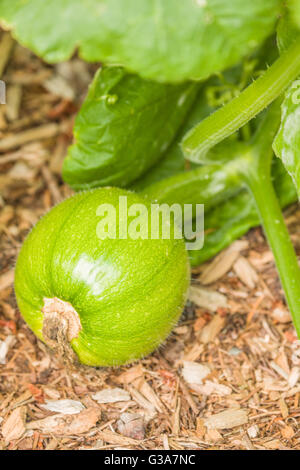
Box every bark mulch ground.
[0,31,300,450]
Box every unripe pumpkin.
[15,187,190,366]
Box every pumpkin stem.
[42,297,81,365]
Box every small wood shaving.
[281,425,294,439]
[182,361,210,385]
[190,380,231,396]
[137,381,164,413]
[8,161,37,180]
[44,75,75,101]
[233,256,258,289]
[117,413,145,440]
[0,335,15,364]
[97,430,141,446]
[27,407,101,435]
[5,84,22,121]
[92,388,131,404]
[128,386,156,421]
[116,364,144,384]
[189,285,227,312]
[247,425,259,439]
[172,397,181,436]
[270,361,289,381]
[271,306,292,324]
[199,241,248,285]
[199,314,226,344]
[2,406,27,444]
[0,269,14,291]
[205,428,222,442]
[279,398,289,419]
[0,123,59,151]
[40,399,85,415]
[204,408,248,430]
[288,367,300,388]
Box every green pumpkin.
[14,187,190,366]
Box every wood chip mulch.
[0,31,300,451]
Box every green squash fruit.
[14,187,190,366]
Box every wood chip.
[92,388,130,404]
[97,429,141,446]
[247,425,259,439]
[5,84,22,121]
[117,413,145,440]
[182,361,210,385]
[199,241,248,285]
[190,380,231,396]
[40,399,85,415]
[41,165,62,204]
[263,439,283,450]
[279,398,289,419]
[27,407,101,435]
[271,306,292,324]
[44,75,75,101]
[137,381,164,413]
[0,269,14,291]
[189,285,227,312]
[128,386,156,421]
[0,123,59,152]
[0,335,15,364]
[205,428,222,442]
[233,256,258,289]
[0,205,14,225]
[179,381,199,414]
[204,408,248,430]
[8,161,37,180]
[2,406,27,444]
[199,313,226,344]
[172,397,181,436]
[270,361,289,380]
[116,364,144,385]
[281,425,294,439]
[288,367,300,388]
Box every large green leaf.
[63,67,199,189]
[273,81,300,196]
[0,0,281,82]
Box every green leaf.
[277,0,300,52]
[63,67,199,189]
[290,0,300,28]
[134,47,279,190]
[141,163,241,210]
[132,84,212,190]
[190,158,297,265]
[273,81,300,196]
[0,0,281,82]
